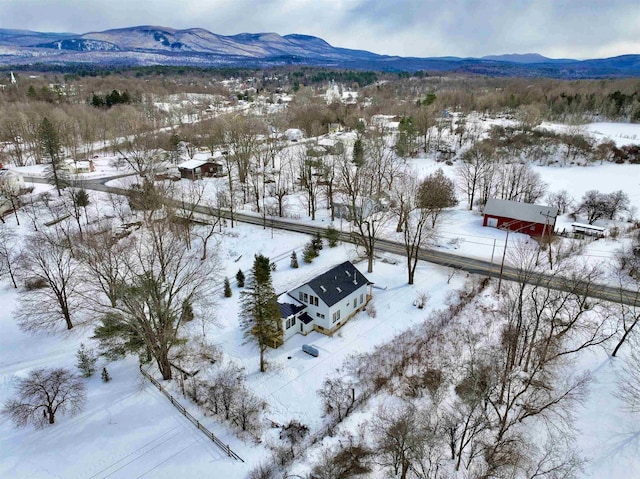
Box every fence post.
[138,366,243,462]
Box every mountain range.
[0,25,639,79]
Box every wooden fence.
[139,366,244,462]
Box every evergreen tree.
[91,93,105,108]
[39,117,65,196]
[352,137,364,166]
[101,367,111,382]
[236,269,245,288]
[74,189,90,225]
[224,277,232,297]
[290,250,299,269]
[303,241,317,263]
[312,232,323,253]
[76,343,97,378]
[326,226,339,247]
[240,255,282,372]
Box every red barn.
[483,198,558,237]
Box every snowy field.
[3,120,640,478]
[0,202,468,478]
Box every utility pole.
[497,228,510,294]
[539,210,555,270]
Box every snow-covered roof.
[0,168,23,178]
[571,222,606,232]
[177,159,207,170]
[484,198,558,224]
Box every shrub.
[76,343,97,378]
[326,226,339,247]
[236,269,245,288]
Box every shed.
[177,158,224,180]
[483,198,558,237]
[571,222,606,238]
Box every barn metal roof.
[484,198,558,224]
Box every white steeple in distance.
[10,72,16,84]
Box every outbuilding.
[177,158,224,180]
[483,198,558,237]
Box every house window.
[314,296,318,306]
[332,310,341,323]
[299,292,304,302]
[291,316,296,327]
[316,312,325,319]
[360,294,364,304]
[304,293,308,303]
[286,318,291,329]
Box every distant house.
[483,198,558,237]
[61,159,95,174]
[0,168,25,194]
[177,158,224,180]
[334,195,384,221]
[279,261,373,342]
[285,129,304,141]
[0,168,26,216]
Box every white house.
[279,261,372,342]
[61,159,95,175]
[0,168,25,194]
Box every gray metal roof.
[484,198,558,224]
[306,261,371,307]
[279,302,306,319]
[299,312,314,324]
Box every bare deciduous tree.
[2,368,86,427]
[457,141,497,210]
[93,219,218,380]
[0,226,19,288]
[16,230,80,331]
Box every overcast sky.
[3,0,639,59]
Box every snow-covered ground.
[0,205,467,478]
[3,120,640,478]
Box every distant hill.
[0,25,638,79]
[481,53,577,64]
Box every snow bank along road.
[26,176,640,307]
